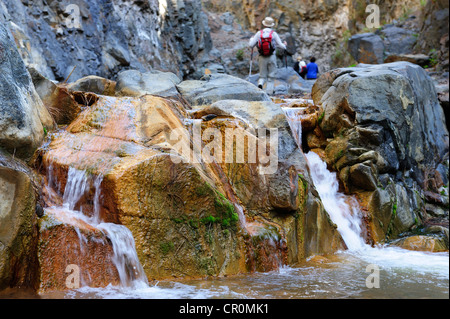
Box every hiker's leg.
[266,54,277,95]
[258,56,269,88]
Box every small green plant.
[424,49,439,69]
[429,55,438,67]
[222,218,230,228]
[188,219,199,229]
[43,126,48,136]
[159,241,174,255]
[298,173,308,191]
[236,49,244,61]
[195,182,212,197]
[172,217,184,224]
[230,212,239,224]
[318,111,325,124]
[335,149,344,162]
[201,215,217,224]
[392,202,398,217]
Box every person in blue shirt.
[306,57,319,80]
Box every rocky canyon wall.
[0,0,212,81]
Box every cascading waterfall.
[305,152,367,251]
[49,166,148,288]
[282,107,366,250]
[282,107,448,285]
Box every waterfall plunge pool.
[41,247,448,299]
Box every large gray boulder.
[314,62,448,185]
[0,21,54,159]
[312,61,449,241]
[115,70,181,98]
[177,74,271,106]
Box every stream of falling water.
[50,167,148,288]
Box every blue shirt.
[306,62,319,79]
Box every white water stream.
[49,167,148,288]
[305,151,366,251]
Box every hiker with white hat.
[248,17,287,94]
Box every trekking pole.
[249,47,254,78]
[284,50,288,70]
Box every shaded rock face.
[28,67,86,125]
[0,0,212,81]
[311,62,449,243]
[346,1,448,72]
[417,0,449,71]
[347,23,429,66]
[0,21,54,159]
[0,149,39,291]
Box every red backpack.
[257,30,275,57]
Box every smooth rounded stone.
[192,99,288,129]
[248,67,315,94]
[177,74,271,106]
[67,75,116,96]
[115,70,181,98]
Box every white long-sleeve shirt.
[249,28,286,51]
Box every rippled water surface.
[41,248,448,299]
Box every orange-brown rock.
[306,126,328,149]
[38,208,120,292]
[300,112,319,132]
[390,235,448,252]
